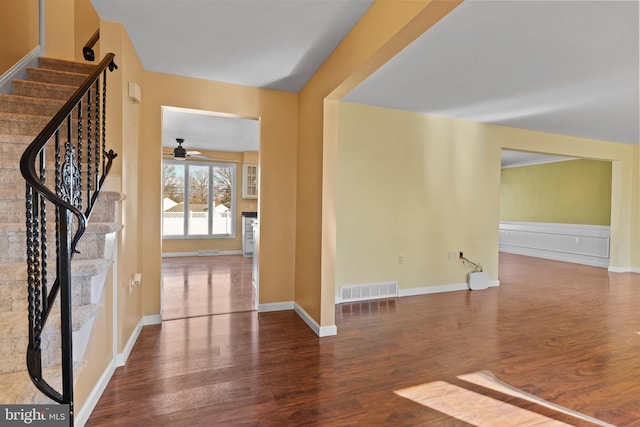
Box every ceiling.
[162,107,259,153]
[91,0,639,155]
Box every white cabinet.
[252,220,259,289]
[242,164,258,199]
[242,215,256,256]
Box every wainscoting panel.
[499,221,610,267]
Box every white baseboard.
[499,221,610,268]
[116,319,142,367]
[162,250,242,258]
[77,313,162,425]
[143,314,162,325]
[399,282,468,297]
[0,46,42,94]
[608,266,633,273]
[257,301,294,312]
[75,359,117,427]
[398,280,500,297]
[257,301,337,337]
[115,314,162,367]
[294,303,337,337]
[500,245,610,268]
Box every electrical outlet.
[398,255,404,265]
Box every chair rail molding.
[499,221,610,268]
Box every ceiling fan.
[168,138,209,160]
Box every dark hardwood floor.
[161,255,255,320]
[88,253,640,426]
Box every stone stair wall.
[0,57,122,404]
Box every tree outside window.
[162,161,235,237]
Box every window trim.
[162,159,236,239]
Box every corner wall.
[297,0,463,330]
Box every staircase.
[0,57,122,404]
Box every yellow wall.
[298,0,462,327]
[500,159,612,225]
[337,102,638,291]
[74,16,147,412]
[74,0,99,61]
[337,102,501,291]
[44,0,74,59]
[161,149,258,254]
[32,0,140,415]
[0,0,39,75]
[141,72,298,313]
[42,0,98,61]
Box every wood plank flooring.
[88,253,640,426]
[161,255,255,320]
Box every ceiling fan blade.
[186,150,202,155]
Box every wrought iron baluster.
[86,90,92,206]
[31,167,42,368]
[25,183,37,370]
[94,81,100,189]
[55,132,61,275]
[102,70,107,176]
[76,102,83,211]
[39,146,48,314]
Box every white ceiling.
[91,0,374,93]
[91,0,639,154]
[345,0,639,145]
[162,107,259,153]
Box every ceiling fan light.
[174,137,187,160]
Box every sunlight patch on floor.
[395,380,570,426]
[457,371,614,427]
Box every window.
[162,160,236,238]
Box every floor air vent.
[197,250,220,256]
[340,282,398,303]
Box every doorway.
[499,149,612,268]
[160,106,260,320]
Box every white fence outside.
[163,211,233,236]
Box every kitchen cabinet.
[242,164,258,199]
[242,213,257,256]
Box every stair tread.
[27,67,91,78]
[0,188,124,200]
[0,134,35,144]
[0,111,51,123]
[0,221,123,236]
[0,303,99,339]
[13,79,79,91]
[0,360,85,404]
[0,369,57,404]
[0,258,113,279]
[39,57,97,74]
[0,93,65,106]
